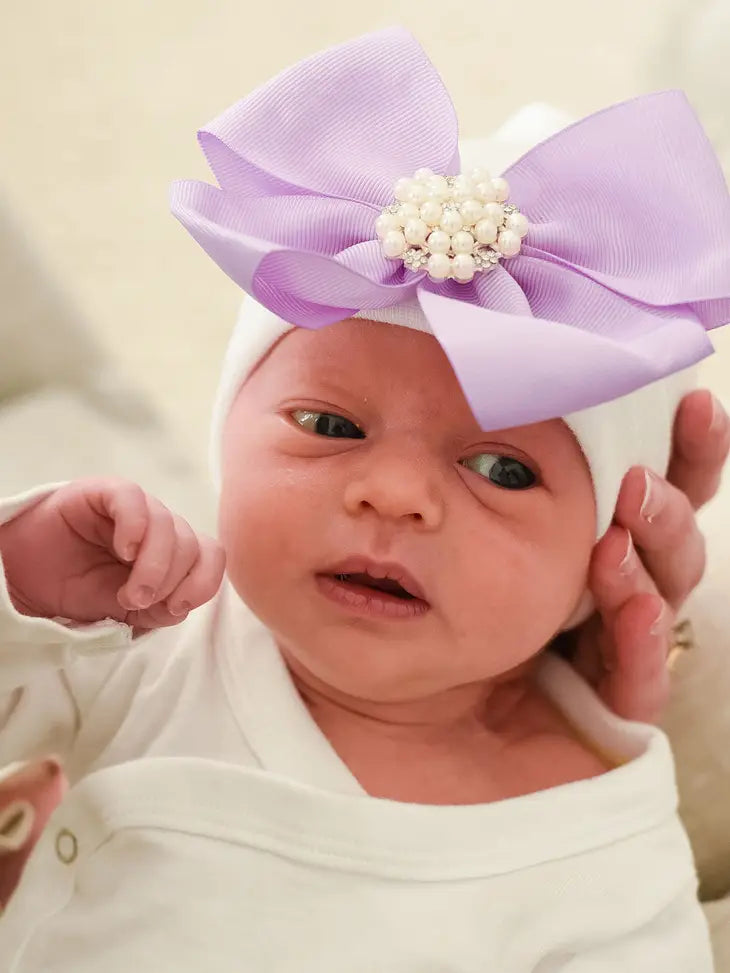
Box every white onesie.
[0,486,714,972]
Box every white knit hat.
[210,105,696,544]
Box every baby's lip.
[320,555,428,603]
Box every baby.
[0,26,729,973]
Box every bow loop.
[171,28,730,425]
[505,90,730,308]
[198,27,460,208]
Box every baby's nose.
[342,454,444,528]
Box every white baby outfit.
[0,484,713,972]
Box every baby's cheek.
[524,541,593,639]
[218,477,310,613]
[219,483,269,591]
[455,538,584,660]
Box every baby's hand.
[0,478,226,631]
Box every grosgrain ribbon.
[171,27,730,429]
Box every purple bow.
[170,27,730,429]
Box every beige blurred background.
[2,0,728,456]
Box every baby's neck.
[283,651,608,805]
[284,651,535,746]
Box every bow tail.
[690,296,730,331]
[417,289,714,431]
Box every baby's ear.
[560,589,595,631]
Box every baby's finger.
[666,390,730,511]
[597,592,672,723]
[101,481,151,564]
[58,478,149,558]
[123,601,190,632]
[121,537,224,631]
[614,467,706,610]
[166,535,226,617]
[150,516,202,605]
[117,499,177,611]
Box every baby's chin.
[275,628,545,706]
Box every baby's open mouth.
[333,573,415,600]
[316,559,430,617]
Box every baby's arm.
[0,480,225,776]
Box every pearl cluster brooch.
[375,167,528,283]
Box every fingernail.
[640,470,664,524]
[709,394,726,434]
[650,602,666,637]
[133,585,156,609]
[619,532,636,575]
[169,601,191,617]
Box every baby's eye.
[461,453,537,490]
[291,410,365,439]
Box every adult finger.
[571,524,658,680]
[613,466,706,610]
[597,592,673,723]
[588,525,659,618]
[666,390,730,510]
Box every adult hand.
[565,389,729,722]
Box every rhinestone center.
[376,167,528,284]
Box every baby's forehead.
[260,318,452,386]
[251,321,468,421]
[253,323,576,444]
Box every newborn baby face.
[220,319,596,703]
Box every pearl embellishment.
[378,168,527,282]
[404,218,429,246]
[383,230,407,258]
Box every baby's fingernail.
[123,543,139,562]
[639,470,664,524]
[619,532,635,574]
[169,601,191,617]
[133,585,156,609]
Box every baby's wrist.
[4,580,48,620]
[0,522,51,621]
